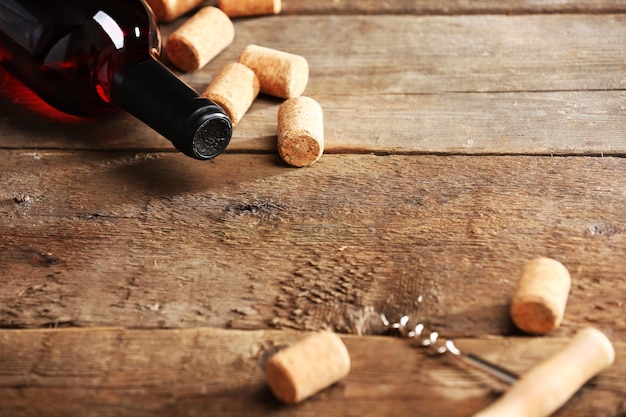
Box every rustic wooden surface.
[1,0,625,416]
[0,328,624,417]
[3,13,626,155]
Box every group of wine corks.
[145,0,324,167]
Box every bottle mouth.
[111,60,232,160]
[190,113,232,160]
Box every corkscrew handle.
[472,327,615,417]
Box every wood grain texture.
[0,327,623,417]
[1,151,624,341]
[1,14,625,154]
[1,3,625,416]
[281,0,626,15]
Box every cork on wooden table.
[266,331,351,404]
[218,0,282,17]
[144,0,205,22]
[202,63,260,127]
[166,6,235,72]
[510,257,571,335]
[238,44,309,99]
[277,96,324,167]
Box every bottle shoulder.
[1,1,159,57]
[0,0,161,116]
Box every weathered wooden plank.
[2,14,625,154]
[1,151,624,341]
[0,327,623,417]
[187,14,626,94]
[231,91,626,155]
[4,87,624,155]
[281,0,626,15]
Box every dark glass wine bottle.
[0,0,232,160]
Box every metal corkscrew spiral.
[380,312,519,385]
[380,313,462,354]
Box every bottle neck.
[110,59,232,160]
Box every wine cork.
[266,331,350,404]
[277,96,324,167]
[510,257,571,335]
[202,63,260,127]
[238,44,308,99]
[473,327,615,417]
[218,0,282,17]
[166,7,235,72]
[144,0,205,22]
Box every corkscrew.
[380,313,519,385]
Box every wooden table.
[1,1,625,415]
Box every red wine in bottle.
[0,0,232,160]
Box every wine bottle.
[0,0,232,160]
